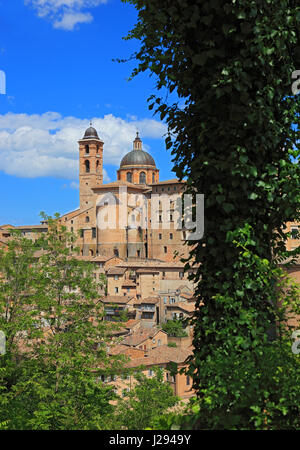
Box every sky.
[0,0,174,225]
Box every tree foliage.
[0,216,123,429]
[123,0,300,428]
[162,319,188,337]
[112,368,179,430]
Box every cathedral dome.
[120,149,156,168]
[120,132,156,168]
[83,124,100,140]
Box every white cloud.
[25,0,107,30]
[0,112,166,181]
[54,12,93,30]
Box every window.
[159,234,162,240]
[159,215,162,222]
[291,227,299,239]
[92,227,96,238]
[137,250,141,257]
[170,214,173,222]
[148,369,154,377]
[89,249,94,257]
[84,160,90,173]
[152,338,156,344]
[164,246,167,254]
[115,287,119,294]
[158,339,161,347]
[186,376,190,386]
[163,297,167,304]
[152,173,155,183]
[71,227,73,232]
[179,272,184,279]
[114,248,119,257]
[114,275,119,281]
[85,144,89,154]
[80,229,84,238]
[85,216,90,223]
[127,172,132,183]
[96,160,100,172]
[170,233,173,240]
[139,171,146,184]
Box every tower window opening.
[127,172,132,183]
[85,160,90,173]
[96,160,100,172]
[85,145,89,154]
[85,216,90,223]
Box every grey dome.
[83,126,99,140]
[120,149,156,168]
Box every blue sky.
[0,0,174,225]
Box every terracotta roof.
[124,319,140,330]
[101,295,134,304]
[125,345,192,368]
[117,261,186,269]
[60,206,92,221]
[136,268,160,274]
[92,180,148,190]
[150,179,185,186]
[14,225,48,230]
[140,297,159,305]
[122,327,166,347]
[167,302,195,313]
[107,267,127,275]
[107,344,145,358]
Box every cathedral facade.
[61,125,189,262]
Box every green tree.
[122,0,300,428]
[0,216,123,429]
[113,368,179,430]
[162,319,188,338]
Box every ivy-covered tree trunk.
[123,0,300,428]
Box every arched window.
[139,171,146,184]
[152,173,155,183]
[85,160,90,173]
[96,160,100,172]
[89,249,94,256]
[85,145,89,154]
[85,216,90,223]
[127,172,132,183]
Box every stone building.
[59,125,189,262]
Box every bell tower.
[78,123,103,209]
